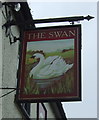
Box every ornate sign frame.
[16,25,81,102]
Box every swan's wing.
[50,57,66,73]
[49,57,73,74]
[51,56,66,68]
[36,65,55,79]
[39,64,54,76]
[35,56,73,79]
[37,62,61,79]
[44,56,59,65]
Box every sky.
[27,1,97,118]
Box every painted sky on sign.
[27,39,74,53]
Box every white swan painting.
[25,39,74,92]
[29,53,73,79]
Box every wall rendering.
[1,2,59,119]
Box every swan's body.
[29,53,73,79]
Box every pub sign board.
[17,25,81,102]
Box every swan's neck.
[33,55,45,76]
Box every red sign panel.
[16,25,81,102]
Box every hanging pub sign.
[16,25,81,102]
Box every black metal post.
[2,15,94,29]
[33,15,94,24]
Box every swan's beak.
[31,55,35,59]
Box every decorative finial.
[84,15,94,21]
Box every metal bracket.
[0,87,17,89]
[33,15,94,24]
[0,87,17,98]
[2,2,20,45]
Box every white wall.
[30,103,37,118]
[0,5,3,120]
[2,4,22,118]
